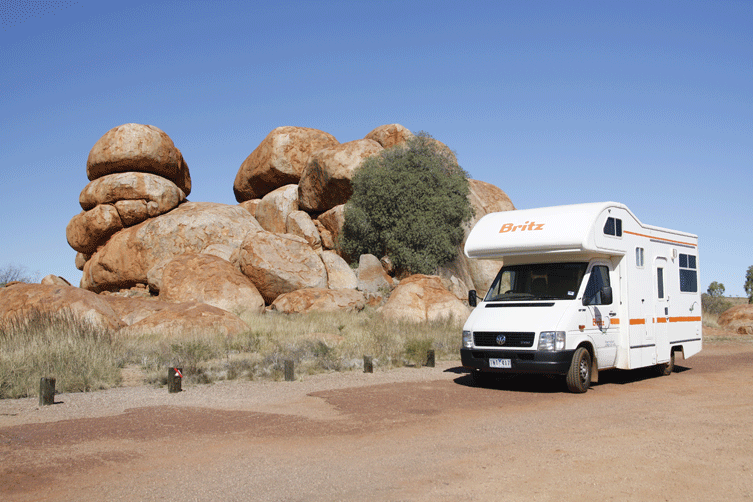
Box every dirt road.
[2,338,752,501]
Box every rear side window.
[679,253,698,292]
[604,217,622,237]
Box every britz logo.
[499,221,545,233]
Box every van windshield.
[484,262,588,302]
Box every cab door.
[653,256,670,365]
[581,261,619,369]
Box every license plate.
[489,358,511,369]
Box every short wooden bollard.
[168,367,183,393]
[39,377,55,406]
[426,349,435,368]
[363,355,373,373]
[284,360,295,381]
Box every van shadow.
[446,365,691,393]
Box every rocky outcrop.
[87,123,191,196]
[381,275,471,323]
[298,139,383,213]
[66,204,124,254]
[364,123,414,149]
[158,253,265,315]
[320,250,357,290]
[234,126,339,202]
[255,184,299,234]
[79,172,185,217]
[271,288,365,314]
[239,230,327,303]
[286,210,322,249]
[718,305,753,334]
[81,202,263,292]
[317,205,345,248]
[40,274,72,286]
[0,283,125,331]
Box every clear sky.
[1,0,750,296]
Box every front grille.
[473,331,535,348]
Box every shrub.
[340,132,474,275]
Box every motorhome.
[461,202,702,393]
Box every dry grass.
[1,307,464,397]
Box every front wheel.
[566,347,591,393]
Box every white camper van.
[461,202,702,393]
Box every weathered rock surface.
[317,205,345,248]
[239,230,327,304]
[271,288,365,314]
[234,126,339,202]
[87,123,191,196]
[79,172,186,212]
[287,210,321,249]
[118,301,249,338]
[357,254,393,295]
[0,283,125,331]
[298,139,383,213]
[320,250,357,290]
[81,202,263,292]
[40,274,72,287]
[159,253,265,315]
[381,275,471,323]
[718,305,753,334]
[66,204,124,254]
[255,184,299,234]
[100,296,169,326]
[364,123,414,149]
[238,200,261,218]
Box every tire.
[658,350,675,376]
[566,347,591,393]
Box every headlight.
[462,330,473,348]
[538,331,566,351]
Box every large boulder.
[79,172,185,213]
[271,288,365,314]
[718,305,753,334]
[87,123,191,196]
[239,230,327,304]
[40,274,72,286]
[118,301,249,338]
[159,253,265,315]
[100,295,170,326]
[298,139,383,213]
[255,184,299,234]
[81,202,263,292]
[320,250,357,290]
[316,204,345,248]
[66,204,124,254]
[0,283,125,331]
[234,126,339,202]
[357,254,393,295]
[381,275,471,323]
[364,123,414,149]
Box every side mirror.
[601,286,613,305]
[468,289,477,307]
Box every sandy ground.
[1,334,752,501]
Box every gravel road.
[2,334,752,501]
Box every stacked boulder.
[67,124,190,269]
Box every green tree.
[745,266,753,304]
[340,132,474,275]
[707,281,725,297]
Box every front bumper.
[461,348,575,375]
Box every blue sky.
[1,0,751,296]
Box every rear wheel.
[566,347,591,393]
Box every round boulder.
[271,288,365,314]
[381,275,471,323]
[66,204,124,254]
[364,123,414,149]
[79,172,186,212]
[234,126,339,202]
[87,123,191,196]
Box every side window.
[604,217,623,237]
[679,253,698,292]
[583,265,611,305]
[635,247,644,268]
[657,267,665,299]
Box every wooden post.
[168,367,183,393]
[39,377,55,406]
[426,349,435,368]
[363,355,373,373]
[284,359,295,381]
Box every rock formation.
[718,305,753,334]
[381,275,471,323]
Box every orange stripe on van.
[623,230,697,248]
[629,318,646,325]
[669,316,702,323]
